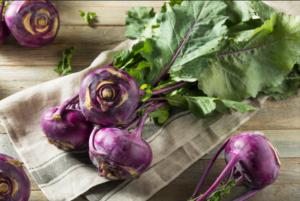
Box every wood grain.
[0,45,114,66]
[54,1,163,26]
[4,26,127,46]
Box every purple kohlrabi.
[0,153,31,201]
[191,132,281,201]
[0,0,10,44]
[89,102,168,180]
[5,0,60,47]
[79,66,140,126]
[41,93,94,151]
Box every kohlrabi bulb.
[79,66,140,126]
[0,153,31,201]
[5,0,60,47]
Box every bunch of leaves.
[79,10,96,25]
[54,46,75,76]
[113,0,300,122]
[189,178,236,201]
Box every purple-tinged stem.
[54,93,79,117]
[133,102,168,139]
[139,82,188,97]
[152,82,188,95]
[144,97,166,102]
[190,138,231,199]
[0,1,5,17]
[233,188,262,201]
[139,89,145,96]
[124,117,141,130]
[235,175,244,185]
[196,154,241,201]
[125,101,156,127]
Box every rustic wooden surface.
[0,1,299,201]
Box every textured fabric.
[0,1,298,201]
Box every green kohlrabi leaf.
[148,105,170,123]
[164,88,189,109]
[258,65,300,100]
[185,96,256,118]
[195,13,300,101]
[112,41,144,69]
[245,1,277,22]
[79,10,96,25]
[140,84,152,101]
[152,80,178,91]
[54,46,75,76]
[125,1,184,40]
[224,1,255,25]
[228,18,263,42]
[297,57,300,64]
[127,69,145,87]
[125,7,157,40]
[142,1,228,85]
[260,77,300,100]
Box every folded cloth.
[0,1,298,201]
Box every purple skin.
[5,0,60,47]
[0,153,31,201]
[89,102,168,180]
[41,93,94,151]
[79,66,140,126]
[191,132,281,201]
[0,1,10,44]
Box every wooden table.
[0,1,299,200]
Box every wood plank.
[4,26,127,46]
[54,1,164,7]
[203,130,300,159]
[149,184,300,201]
[241,107,300,130]
[262,92,300,109]
[0,66,87,100]
[54,1,164,26]
[0,45,115,66]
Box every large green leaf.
[125,7,157,40]
[228,19,263,42]
[196,13,300,101]
[245,1,277,22]
[125,1,183,40]
[141,1,228,85]
[185,96,256,118]
[112,41,144,69]
[258,65,300,100]
[224,1,255,25]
